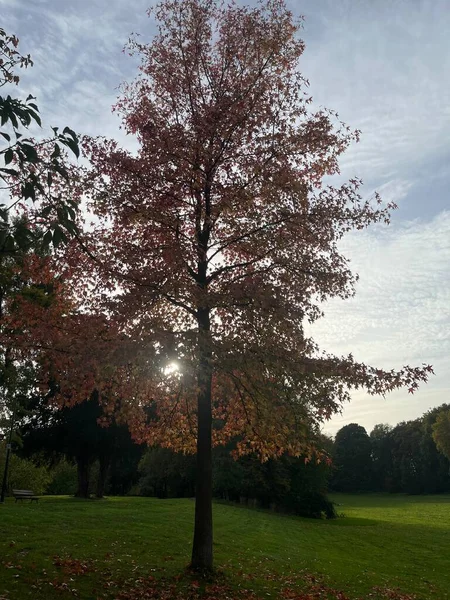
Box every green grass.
[0,494,449,599]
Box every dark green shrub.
[46,460,77,495]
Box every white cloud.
[299,0,450,187]
[312,211,450,434]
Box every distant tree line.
[331,405,450,494]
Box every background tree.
[331,424,373,492]
[370,423,394,491]
[21,391,142,498]
[420,405,450,493]
[61,0,431,569]
[139,447,196,499]
[45,459,77,495]
[106,427,145,496]
[389,421,425,494]
[0,441,50,494]
[432,408,450,462]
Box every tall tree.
[20,391,142,499]
[331,424,373,492]
[370,423,393,491]
[432,408,450,462]
[389,420,425,494]
[420,405,450,493]
[62,0,431,569]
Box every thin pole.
[0,405,15,504]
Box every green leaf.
[9,111,18,129]
[64,220,78,235]
[20,143,39,164]
[51,144,61,160]
[19,111,31,127]
[62,126,76,138]
[27,109,42,127]
[0,167,18,176]
[43,230,53,246]
[41,205,53,218]
[56,206,67,223]
[52,226,67,247]
[4,234,15,252]
[52,162,69,181]
[22,181,36,201]
[0,228,8,248]
[14,224,33,249]
[0,132,11,142]
[4,148,13,165]
[64,137,80,158]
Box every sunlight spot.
[163,361,180,376]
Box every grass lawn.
[0,493,449,599]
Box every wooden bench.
[12,489,39,503]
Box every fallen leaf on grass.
[53,555,96,576]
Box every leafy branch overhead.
[0,26,80,252]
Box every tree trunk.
[0,443,11,503]
[75,457,91,498]
[190,306,213,571]
[1,346,14,504]
[96,456,110,499]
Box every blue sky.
[3,0,449,436]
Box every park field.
[0,494,449,600]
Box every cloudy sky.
[2,0,449,436]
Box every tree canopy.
[432,408,450,461]
[332,424,373,492]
